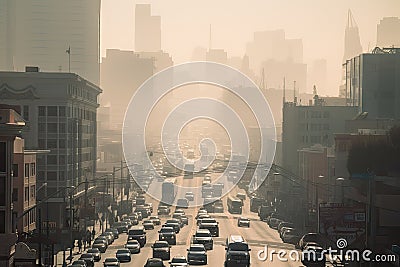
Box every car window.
[153,242,168,248]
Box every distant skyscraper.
[0,0,100,85]
[135,4,161,52]
[343,10,363,62]
[377,17,400,48]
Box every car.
[158,226,177,245]
[213,202,224,213]
[143,219,155,230]
[157,206,170,215]
[125,240,141,254]
[92,240,107,253]
[165,220,181,233]
[236,192,246,201]
[105,228,119,239]
[86,248,101,262]
[128,215,139,225]
[128,226,147,247]
[176,198,189,208]
[100,232,114,244]
[187,244,207,265]
[115,249,131,263]
[185,192,194,201]
[149,216,161,225]
[103,258,120,267]
[134,211,143,221]
[144,258,166,267]
[113,222,129,234]
[268,218,283,230]
[171,213,185,227]
[72,260,87,267]
[224,235,251,267]
[79,254,94,267]
[169,256,188,267]
[136,205,151,218]
[278,222,294,235]
[237,217,250,227]
[198,221,219,237]
[282,229,301,245]
[192,229,213,250]
[298,233,325,250]
[180,215,189,225]
[196,214,210,225]
[152,241,171,260]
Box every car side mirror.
[248,249,251,251]
[225,247,227,250]
[187,249,189,251]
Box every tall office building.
[343,10,363,62]
[0,0,100,85]
[135,4,161,52]
[377,17,400,48]
[344,48,400,119]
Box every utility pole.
[69,187,74,263]
[120,160,123,210]
[66,46,71,72]
[84,169,89,249]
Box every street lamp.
[67,186,75,264]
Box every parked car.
[92,240,107,253]
[152,241,171,260]
[115,249,131,263]
[105,228,119,239]
[237,217,250,227]
[282,229,301,245]
[298,233,325,250]
[86,248,101,262]
[187,244,207,265]
[103,258,119,267]
[72,260,87,267]
[79,254,94,267]
[125,240,141,254]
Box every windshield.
[228,243,249,251]
[160,227,173,233]
[172,258,187,263]
[87,249,98,253]
[105,259,118,263]
[129,230,144,235]
[196,232,211,237]
[153,242,168,248]
[190,246,205,252]
[127,240,139,245]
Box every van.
[225,235,251,267]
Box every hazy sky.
[101,0,400,96]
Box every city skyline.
[101,0,400,96]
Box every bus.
[227,196,243,214]
[183,163,194,179]
[250,196,265,213]
[161,178,177,205]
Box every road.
[86,173,307,267]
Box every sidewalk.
[54,220,105,266]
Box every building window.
[59,139,66,149]
[47,155,57,165]
[59,123,66,133]
[59,171,65,181]
[48,123,58,133]
[38,139,46,148]
[47,139,57,148]
[0,142,5,172]
[12,188,18,202]
[59,155,66,165]
[24,186,29,202]
[47,171,57,181]
[12,164,19,177]
[25,163,30,177]
[47,106,58,116]
[38,123,46,133]
[38,106,46,116]
[23,105,29,121]
[0,177,5,206]
[31,163,36,176]
[323,111,330,118]
[30,185,36,199]
[59,106,66,117]
[37,171,45,181]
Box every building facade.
[0,108,25,267]
[0,0,100,85]
[0,70,101,230]
[344,48,400,119]
[282,98,358,174]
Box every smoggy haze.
[101,0,400,96]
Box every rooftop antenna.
[294,80,297,105]
[66,46,71,72]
